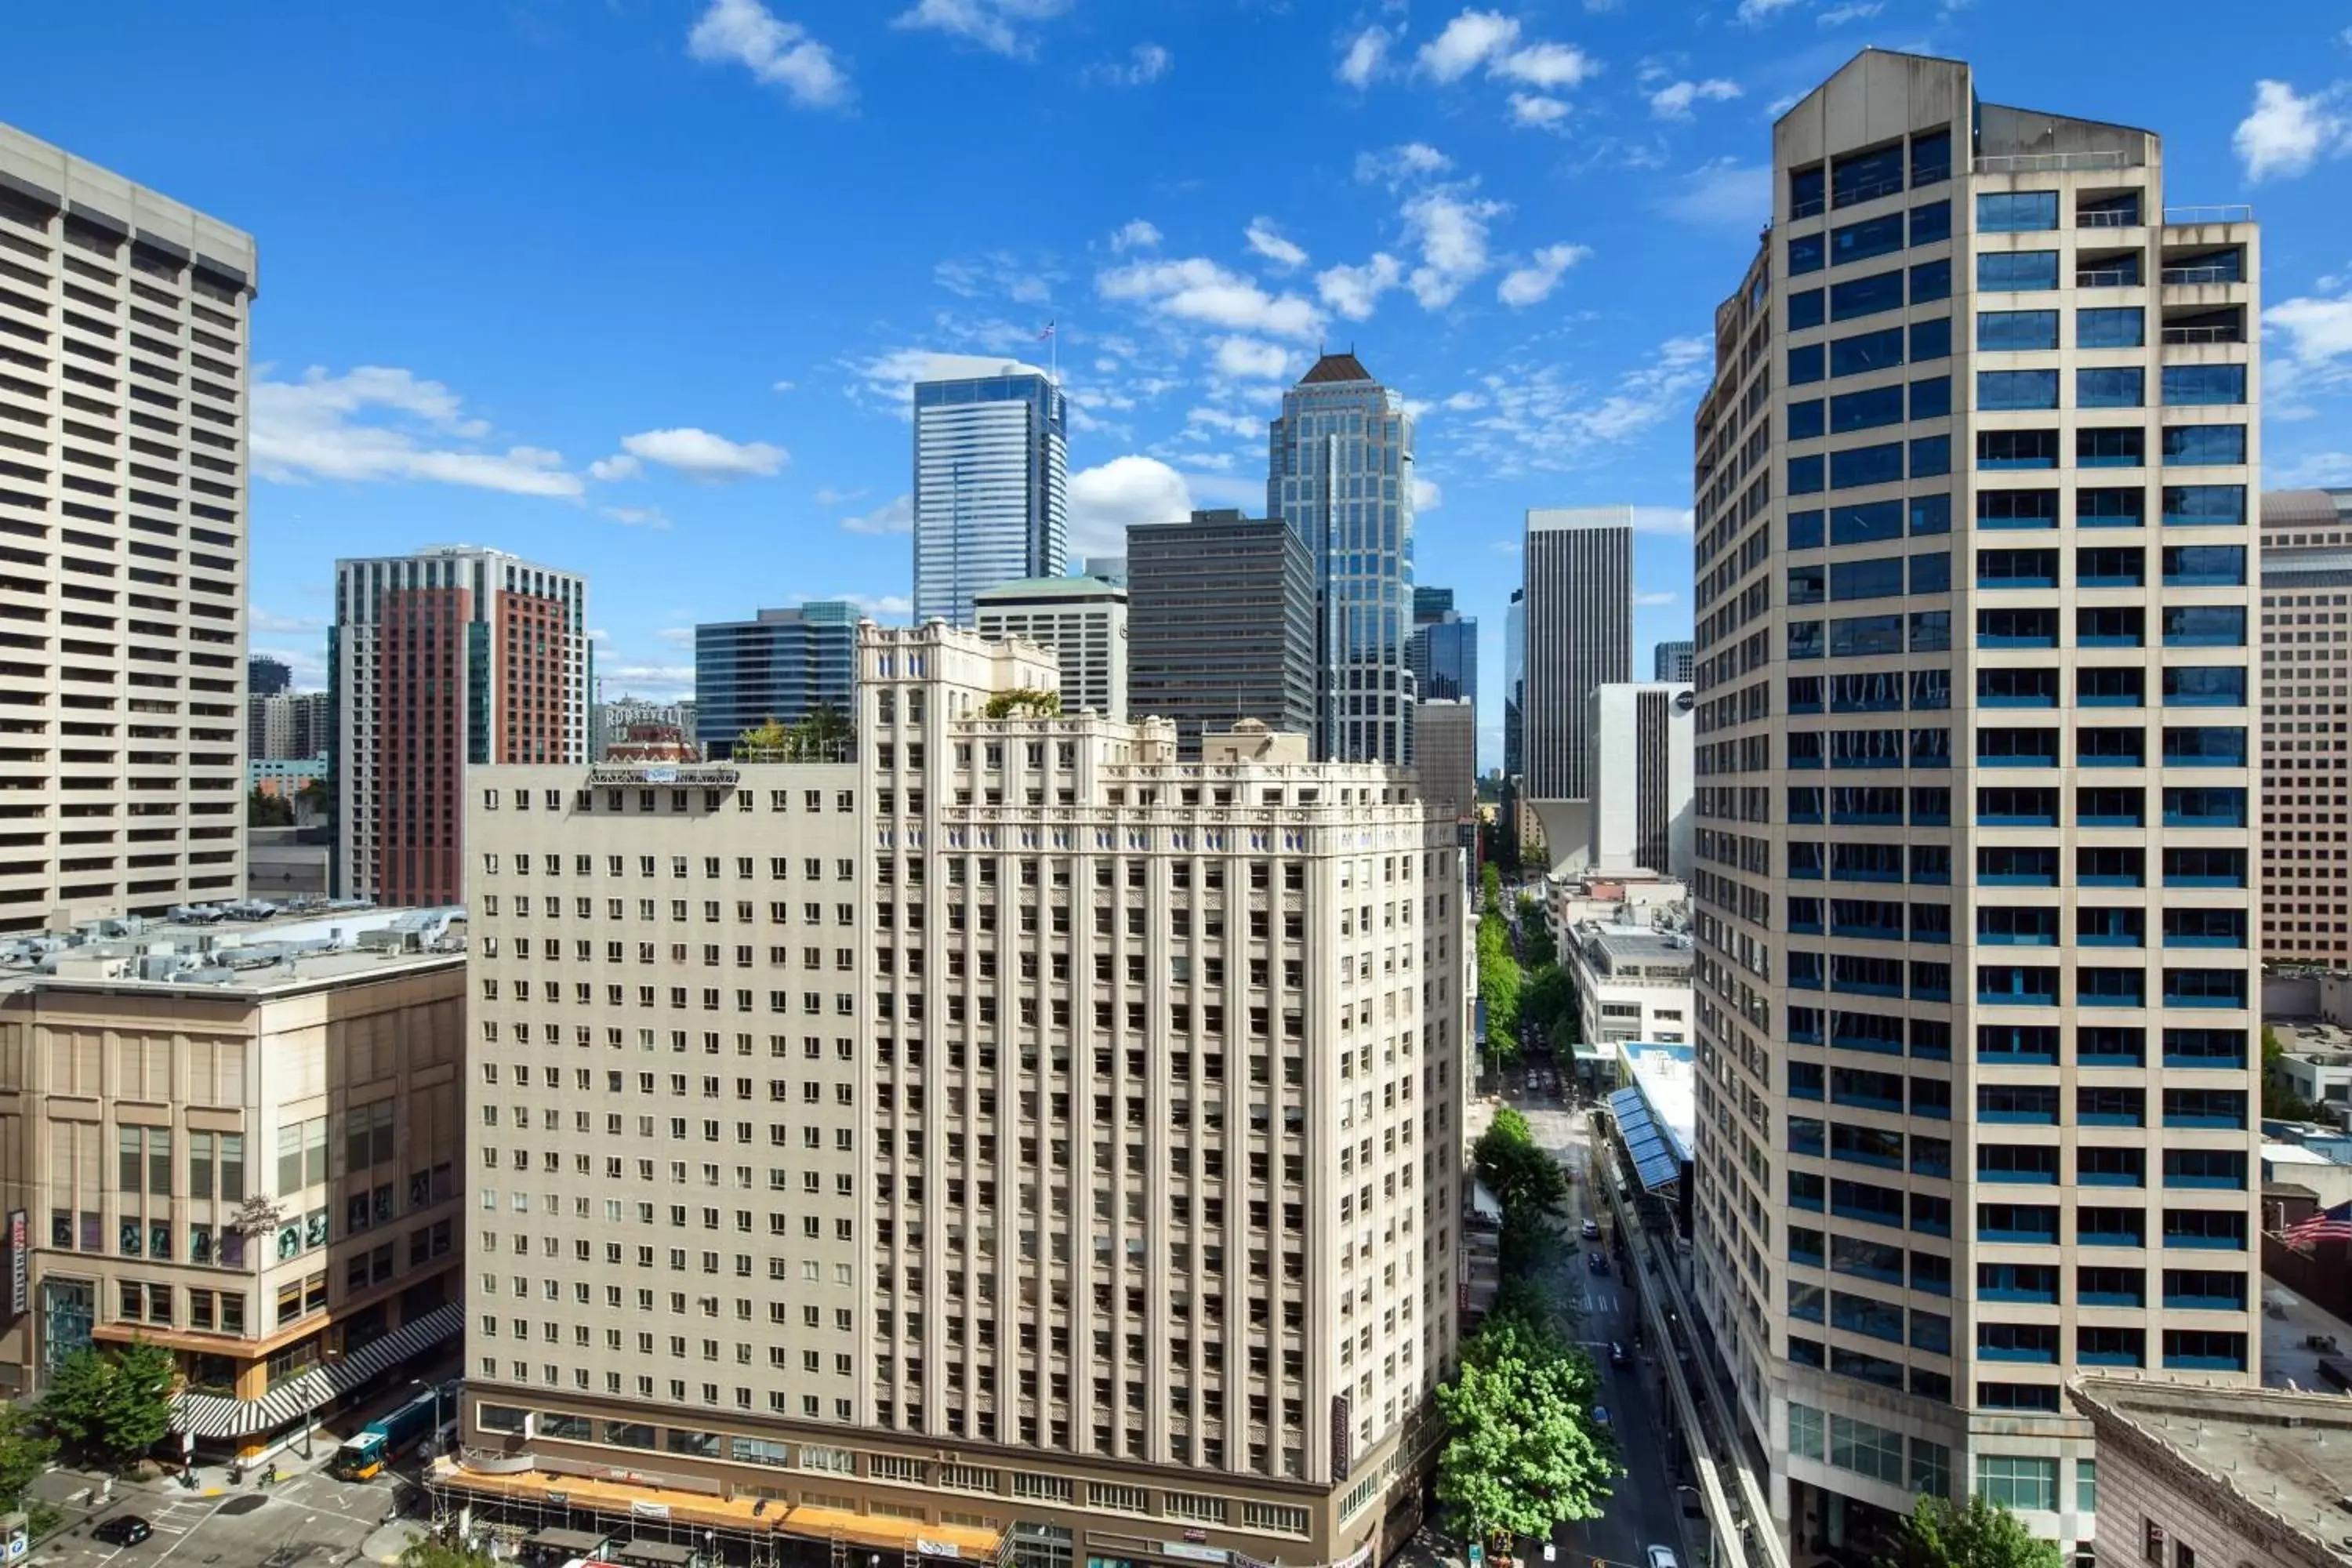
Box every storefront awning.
[172,1300,463,1438]
[1606,1087,1684,1192]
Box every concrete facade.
[1127,511,1316,757]
[975,575,1129,721]
[1413,699,1476,823]
[1586,683,1694,881]
[1523,508,1634,873]
[0,122,256,930]
[2257,486,2352,966]
[1690,49,2263,1561]
[0,908,466,1450]
[456,622,1465,1568]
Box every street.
[27,1456,426,1568]
[1513,1094,1699,1568]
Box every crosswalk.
[149,1498,217,1536]
[1563,1291,1621,1317]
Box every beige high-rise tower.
[447,621,1466,1568]
[1690,49,2260,1560]
[0,123,256,927]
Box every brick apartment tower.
[331,546,586,906]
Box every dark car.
[1588,1251,1609,1275]
[1610,1341,1630,1367]
[93,1515,153,1546]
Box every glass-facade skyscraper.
[694,601,859,757]
[1266,353,1416,764]
[1690,49,2259,1559]
[911,358,1068,627]
[1409,588,1478,707]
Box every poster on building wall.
[5,1212,24,1319]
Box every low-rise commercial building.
[974,574,1128,720]
[0,906,466,1454]
[1561,924,1696,1054]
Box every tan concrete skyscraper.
[1690,50,2260,1561]
[2258,487,2352,965]
[445,622,1466,1568]
[0,123,256,928]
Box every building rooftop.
[2072,1378,2352,1560]
[1580,924,1697,980]
[1612,1041,1696,1188]
[0,903,466,1000]
[1298,351,1374,385]
[972,575,1127,601]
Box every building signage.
[915,1541,961,1559]
[1330,1393,1352,1483]
[586,765,740,787]
[1160,1544,1227,1563]
[5,1211,24,1318]
[630,1501,670,1520]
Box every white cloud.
[1655,159,1770,228]
[1110,219,1162,253]
[1335,24,1394,89]
[834,593,914,621]
[2264,280,2352,414]
[2234,79,2351,183]
[2273,450,2352,488]
[601,506,673,529]
[1068,456,1193,556]
[1816,2,1883,22]
[1631,506,1696,535]
[608,427,789,481]
[1650,78,1741,120]
[1443,390,1486,412]
[1096,256,1322,338]
[1414,9,1596,89]
[1411,477,1443,512]
[770,379,797,393]
[587,454,642,482]
[1456,337,1713,477]
[1489,539,1521,554]
[891,0,1068,57]
[687,0,849,108]
[933,252,1059,304]
[1403,189,1506,309]
[1497,243,1591,307]
[841,493,914,535]
[1087,42,1171,87]
[1509,93,1570,128]
[1355,143,1454,187]
[844,348,1054,417]
[1244,218,1308,272]
[252,365,584,498]
[2269,289,2352,364]
[1634,590,1679,608]
[1318,253,1404,321]
[1212,337,1291,379]
[813,485,866,505]
[252,609,325,635]
[1733,0,1800,23]
[1186,406,1264,440]
[601,662,696,696]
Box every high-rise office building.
[451,621,1465,1568]
[694,601,859,758]
[249,655,292,697]
[1415,696,1477,823]
[330,546,588,906]
[1689,50,2259,1557]
[247,690,330,760]
[2258,488,2352,965]
[1504,589,1526,780]
[1266,354,1417,764]
[0,124,255,928]
[1523,508,1632,871]
[974,574,1128,720]
[1653,641,1696,683]
[911,358,1068,628]
[1127,510,1316,755]
[1412,586,1454,622]
[1407,600,1478,709]
[1585,684,1693,880]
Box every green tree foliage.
[1479,862,1503,915]
[1522,965,1576,1047]
[982,688,1062,719]
[1476,911,1523,1064]
[2263,1024,2327,1121]
[42,1341,176,1468]
[0,1405,56,1509]
[245,787,293,828]
[1877,1494,2061,1568]
[1516,893,1557,970]
[734,704,851,763]
[1436,1314,1614,1542]
[1473,1114,1567,1221]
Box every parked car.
[1646,1549,1680,1568]
[1610,1341,1630,1367]
[1588,1251,1609,1275]
[1592,1405,1611,1426]
[93,1516,153,1546]
[1580,1218,1601,1240]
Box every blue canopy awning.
[1606,1086,1685,1192]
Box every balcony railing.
[2077,209,2141,229]
[2163,204,2253,225]
[2161,265,2241,285]
[2161,325,2244,345]
[1974,150,2134,173]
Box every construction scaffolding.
[426,1454,1013,1568]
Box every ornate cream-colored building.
[452,622,1467,1568]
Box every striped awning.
[171,1300,463,1439]
[1607,1086,1684,1192]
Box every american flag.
[2285,1199,2352,1247]
[1037,321,1055,341]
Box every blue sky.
[13,1,2352,768]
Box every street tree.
[1878,1494,2062,1568]
[1436,1317,1613,1543]
[401,1541,500,1568]
[0,1404,55,1508]
[41,1341,176,1468]
[1473,1123,1567,1221]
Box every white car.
[1646,1549,1680,1568]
